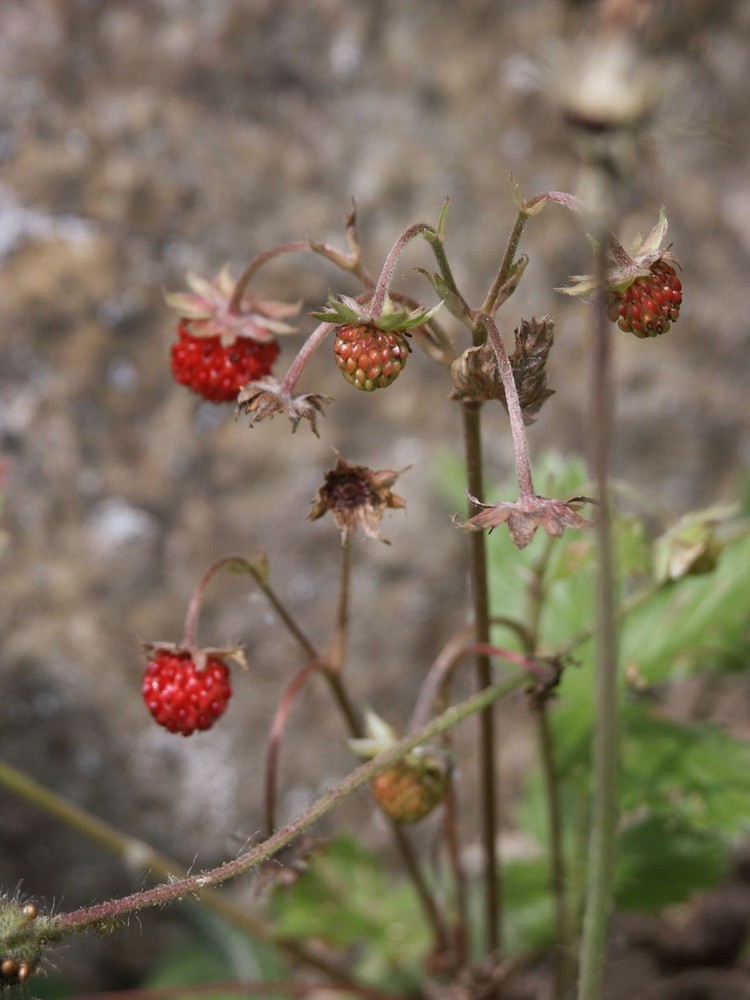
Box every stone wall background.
[1,0,749,990]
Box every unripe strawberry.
[349,711,451,824]
[315,293,440,392]
[142,648,233,736]
[371,757,450,824]
[607,260,682,338]
[333,323,411,391]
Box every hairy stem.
[478,313,535,500]
[0,761,389,996]
[369,223,436,316]
[280,321,333,395]
[181,554,247,647]
[40,672,527,939]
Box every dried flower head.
[309,454,408,543]
[451,316,555,422]
[236,377,332,436]
[458,493,596,549]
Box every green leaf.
[269,835,430,989]
[616,814,727,912]
[621,529,750,683]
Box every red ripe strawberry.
[333,323,411,391]
[165,269,299,403]
[142,649,233,736]
[171,321,280,403]
[371,757,449,824]
[607,260,682,338]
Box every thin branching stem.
[280,321,333,395]
[40,672,528,939]
[461,400,501,954]
[480,211,528,318]
[264,661,322,834]
[477,313,535,500]
[0,762,398,998]
[369,223,436,316]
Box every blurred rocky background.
[1,0,749,991]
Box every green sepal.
[313,293,442,333]
[416,269,467,322]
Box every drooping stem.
[256,530,445,949]
[249,565,319,662]
[279,321,334,395]
[181,555,257,647]
[183,554,318,661]
[461,400,501,954]
[228,242,312,314]
[577,231,620,1000]
[478,313,535,500]
[228,208,375,314]
[410,635,549,734]
[264,661,321,834]
[369,222,436,316]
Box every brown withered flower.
[309,454,408,543]
[450,317,555,424]
[236,377,332,436]
[459,492,596,549]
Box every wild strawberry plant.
[2,26,750,1000]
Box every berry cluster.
[607,261,682,338]
[142,650,233,736]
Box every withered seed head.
[309,453,408,543]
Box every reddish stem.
[228,242,312,314]
[369,222,436,316]
[228,228,374,316]
[477,313,535,500]
[410,638,550,733]
[264,662,322,834]
[181,555,252,647]
[279,321,333,395]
